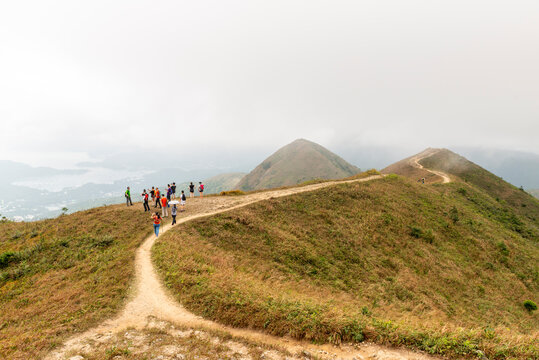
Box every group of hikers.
[124,181,205,237]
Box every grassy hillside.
[236,139,360,191]
[419,149,539,224]
[381,149,444,184]
[154,176,538,359]
[0,204,153,359]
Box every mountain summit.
[235,139,360,191]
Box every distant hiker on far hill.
[125,187,133,206]
[152,212,161,237]
[189,182,195,198]
[142,189,150,212]
[171,182,176,199]
[160,194,168,217]
[198,182,204,198]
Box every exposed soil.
[46,175,441,360]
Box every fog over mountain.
[1,1,538,218]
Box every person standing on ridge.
[171,204,177,225]
[160,194,168,217]
[125,187,133,206]
[167,184,172,201]
[150,187,155,204]
[142,189,150,212]
[152,212,161,237]
[171,182,176,199]
[180,190,186,212]
[189,182,195,198]
[155,187,161,208]
[198,182,204,198]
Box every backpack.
[200,184,204,191]
[181,193,186,201]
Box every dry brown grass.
[0,203,158,359]
[154,176,538,359]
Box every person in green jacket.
[125,186,133,206]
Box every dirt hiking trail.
[47,175,441,360]
[411,149,451,184]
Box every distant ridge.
[384,148,539,220]
[235,139,360,191]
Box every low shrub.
[523,300,537,312]
[219,190,246,196]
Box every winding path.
[410,149,451,184]
[46,175,440,360]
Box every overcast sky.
[1,0,538,168]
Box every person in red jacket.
[160,194,168,217]
[152,212,161,237]
[155,187,161,208]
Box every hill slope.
[154,175,539,359]
[235,139,360,191]
[0,205,152,359]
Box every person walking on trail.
[198,182,204,198]
[167,184,172,201]
[142,189,150,212]
[125,187,133,206]
[152,212,161,237]
[171,182,176,199]
[171,204,177,225]
[180,190,186,212]
[150,187,155,204]
[155,187,161,208]
[160,194,168,217]
[189,182,195,198]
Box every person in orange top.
[155,187,161,208]
[152,212,161,237]
[160,194,168,217]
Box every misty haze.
[1,1,538,359]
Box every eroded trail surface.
[47,176,439,360]
[411,149,451,184]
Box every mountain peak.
[236,139,360,191]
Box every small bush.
[409,226,434,243]
[457,188,467,196]
[449,206,459,223]
[219,190,246,196]
[497,241,509,257]
[523,300,537,312]
[410,226,423,238]
[0,251,18,268]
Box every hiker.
[161,194,168,217]
[150,187,155,203]
[189,182,195,198]
[171,204,177,225]
[155,187,161,208]
[198,182,204,198]
[125,187,133,206]
[152,212,161,237]
[171,182,176,199]
[421,178,425,184]
[142,189,150,212]
[167,184,172,201]
[180,190,186,212]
